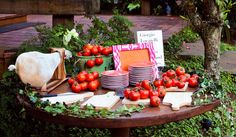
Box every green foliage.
[127,0,141,11]
[220,42,236,53]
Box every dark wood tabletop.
[17,82,220,137]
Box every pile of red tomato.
[77,44,113,68]
[68,71,100,93]
[153,66,199,89]
[124,80,165,107]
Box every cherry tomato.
[129,91,140,101]
[86,73,95,82]
[83,44,93,50]
[80,82,88,91]
[157,86,166,98]
[82,49,91,56]
[141,80,151,90]
[123,88,131,99]
[71,82,81,93]
[191,74,199,80]
[68,78,75,85]
[91,47,99,55]
[153,79,163,87]
[97,46,104,53]
[175,66,185,76]
[150,96,161,107]
[178,75,187,82]
[102,48,110,56]
[91,71,99,79]
[139,89,149,99]
[86,60,95,68]
[176,81,185,89]
[149,90,159,98]
[107,47,113,54]
[166,69,176,78]
[163,79,172,88]
[88,80,99,91]
[95,57,103,65]
[188,77,198,87]
[77,52,82,56]
[77,73,86,82]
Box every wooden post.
[141,0,150,16]
[110,128,130,137]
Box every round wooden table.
[17,83,220,137]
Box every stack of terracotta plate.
[128,62,155,85]
[101,70,129,90]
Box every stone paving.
[0,14,235,74]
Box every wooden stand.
[40,48,67,94]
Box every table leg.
[110,128,130,137]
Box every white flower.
[63,29,79,46]
[65,50,72,59]
[8,65,16,71]
[70,29,78,38]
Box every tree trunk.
[201,25,222,80]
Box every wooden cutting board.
[162,92,193,111]
[81,92,120,109]
[40,92,94,104]
[122,98,150,106]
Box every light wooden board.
[165,82,188,92]
[41,92,94,104]
[162,92,193,111]
[122,98,150,106]
[81,92,120,109]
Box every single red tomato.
[129,91,140,101]
[141,80,151,90]
[77,73,86,82]
[86,60,95,68]
[163,79,173,88]
[91,47,99,55]
[68,78,75,85]
[102,48,110,56]
[171,79,178,87]
[185,73,191,81]
[88,80,99,91]
[80,82,88,91]
[79,71,88,75]
[91,71,99,79]
[123,88,131,99]
[82,49,91,56]
[162,72,167,77]
[76,52,82,56]
[93,79,100,87]
[95,57,103,65]
[150,96,161,107]
[71,82,81,93]
[97,46,104,53]
[86,73,95,82]
[149,90,159,98]
[178,75,187,82]
[139,89,149,99]
[176,81,185,89]
[83,44,93,50]
[135,82,141,87]
[175,66,185,76]
[107,47,113,54]
[188,77,198,87]
[191,74,199,80]
[166,69,176,78]
[157,87,166,98]
[153,79,163,87]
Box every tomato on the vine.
[150,96,161,107]
[175,66,185,76]
[188,77,198,87]
[141,80,151,90]
[123,88,131,99]
[71,82,81,93]
[129,91,140,101]
[139,89,149,99]
[68,78,75,85]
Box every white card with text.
[136,30,165,67]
